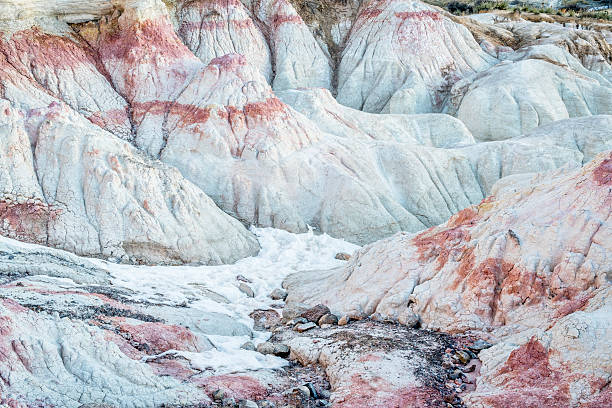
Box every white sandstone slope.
[0,99,259,264]
[277,87,476,148]
[0,19,132,139]
[176,0,273,82]
[35,102,260,264]
[285,150,612,333]
[0,101,49,245]
[248,0,333,91]
[445,15,612,142]
[336,0,496,113]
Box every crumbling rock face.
[500,20,612,81]
[0,0,114,23]
[464,287,612,407]
[276,320,461,408]
[176,0,273,82]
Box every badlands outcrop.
[285,150,612,406]
[2,0,611,251]
[0,0,610,406]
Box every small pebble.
[334,252,351,261]
[239,283,255,298]
[469,339,493,353]
[304,382,318,399]
[270,288,288,301]
[238,400,258,408]
[448,369,462,380]
[240,341,256,351]
[295,322,317,332]
[338,315,350,326]
[318,313,338,326]
[213,389,226,401]
[455,350,471,364]
[256,342,276,355]
[294,385,311,398]
[222,397,236,407]
[300,304,331,323]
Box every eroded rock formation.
[285,151,612,405]
[0,0,610,406]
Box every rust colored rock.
[335,252,351,261]
[318,313,338,326]
[300,304,331,323]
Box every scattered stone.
[213,389,226,401]
[238,400,258,408]
[256,342,276,355]
[455,350,471,364]
[304,382,318,399]
[334,252,351,261]
[287,317,308,326]
[398,309,420,328]
[300,304,330,323]
[338,315,350,326]
[273,343,291,358]
[469,339,493,353]
[240,341,256,351]
[256,342,290,357]
[250,309,281,331]
[222,397,236,407]
[294,385,311,398]
[258,401,276,408]
[295,322,317,332]
[269,288,288,301]
[236,275,252,283]
[318,313,338,326]
[239,282,255,298]
[448,369,462,380]
[282,303,310,323]
[318,389,331,399]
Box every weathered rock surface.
[285,150,612,404]
[275,320,466,407]
[0,0,611,251]
[335,0,496,114]
[0,0,611,406]
[452,58,612,141]
[0,228,356,407]
[0,100,259,264]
